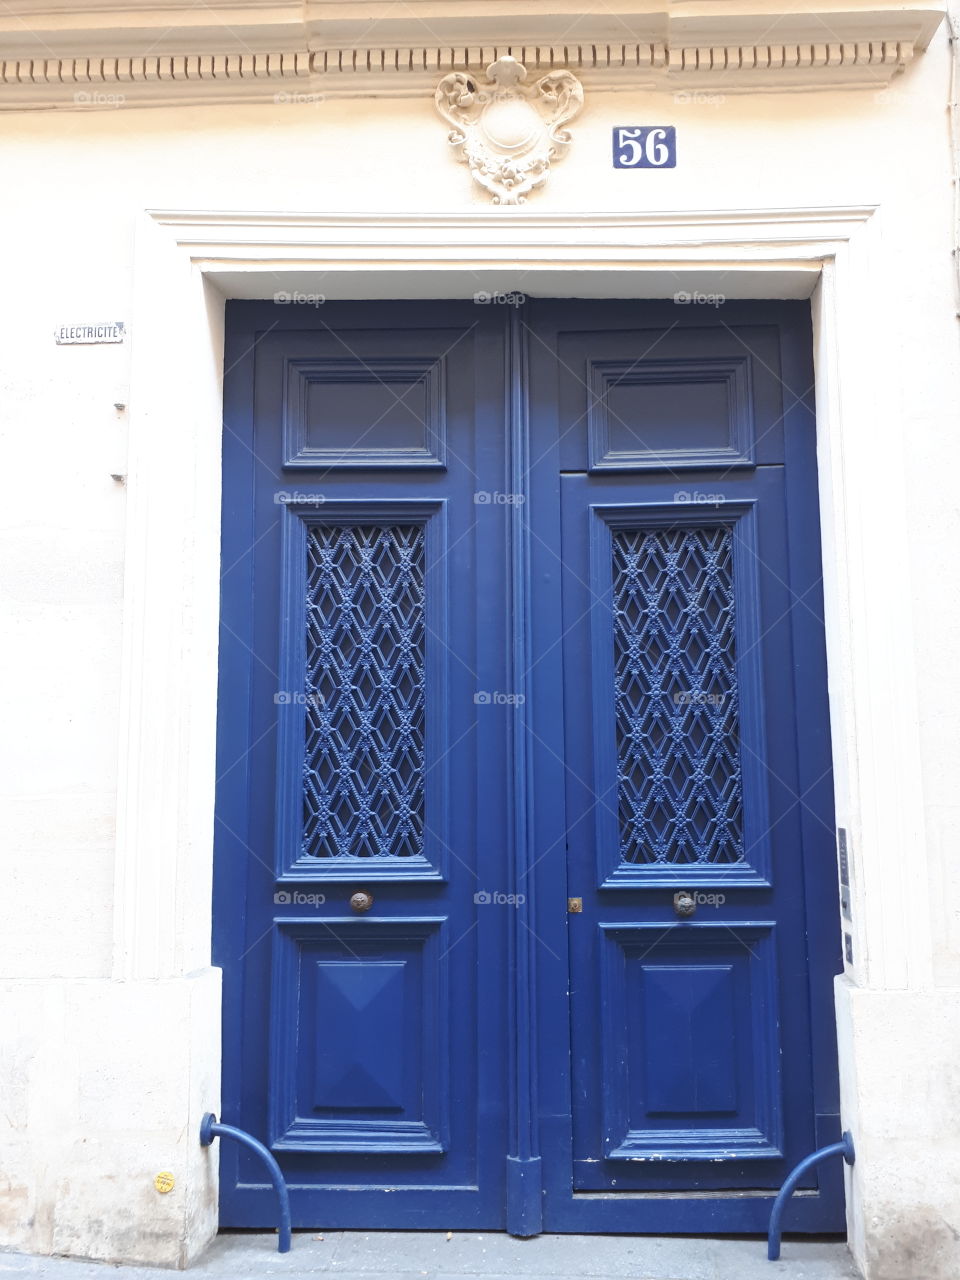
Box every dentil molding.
[0,1,944,107]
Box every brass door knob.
[350,890,374,913]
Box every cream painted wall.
[1,33,958,982]
[0,17,958,1274]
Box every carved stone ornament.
[434,55,584,205]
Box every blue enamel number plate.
[613,126,677,169]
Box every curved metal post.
[200,1112,292,1253]
[767,1130,855,1260]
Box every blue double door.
[215,300,843,1235]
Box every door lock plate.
[567,897,583,913]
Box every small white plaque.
[55,321,126,345]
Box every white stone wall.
[0,13,958,1273]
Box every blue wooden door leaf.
[214,299,843,1234]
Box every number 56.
[613,126,676,169]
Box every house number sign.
[613,127,677,169]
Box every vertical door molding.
[114,213,226,981]
[503,308,542,1234]
[813,231,933,994]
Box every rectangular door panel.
[270,917,448,1153]
[282,353,448,469]
[589,921,782,1171]
[585,354,755,471]
[555,320,787,472]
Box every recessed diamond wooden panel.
[270,918,449,1152]
[312,960,406,1108]
[642,964,737,1114]
[283,356,446,469]
[587,357,754,471]
[597,922,782,1162]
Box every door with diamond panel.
[216,301,513,1229]
[526,301,843,1232]
[215,298,843,1236]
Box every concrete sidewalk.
[0,1232,859,1280]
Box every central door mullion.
[504,306,542,1236]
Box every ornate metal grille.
[302,524,426,858]
[612,524,744,865]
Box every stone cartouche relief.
[435,55,584,205]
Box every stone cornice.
[0,2,944,106]
[148,205,877,262]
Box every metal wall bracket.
[767,1130,855,1260]
[200,1112,293,1253]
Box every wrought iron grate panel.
[302,524,426,858]
[612,524,744,865]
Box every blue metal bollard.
[200,1112,292,1253]
[767,1130,855,1261]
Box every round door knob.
[673,889,697,918]
[350,890,374,913]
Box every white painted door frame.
[117,205,931,1261]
